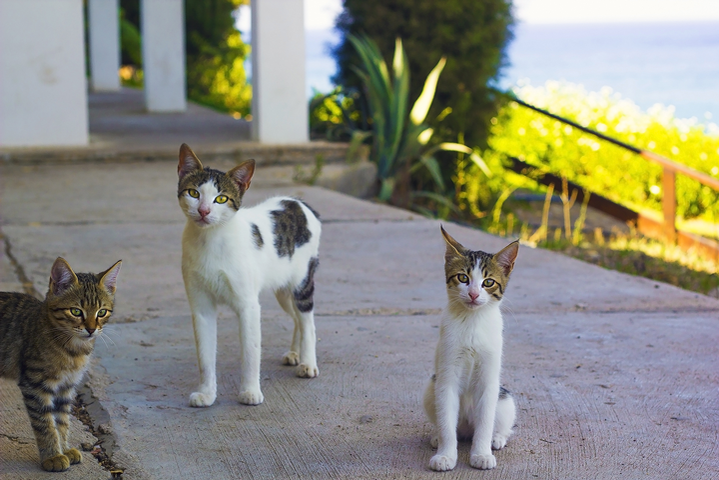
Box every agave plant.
[348,34,490,203]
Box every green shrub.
[309,87,365,141]
[473,81,719,223]
[348,34,489,207]
[333,0,514,152]
[119,0,251,115]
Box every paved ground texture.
[1,157,718,480]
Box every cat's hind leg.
[187,286,219,407]
[492,387,516,450]
[291,257,319,378]
[275,287,300,366]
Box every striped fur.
[294,257,319,313]
[0,258,121,472]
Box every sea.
[305,21,719,123]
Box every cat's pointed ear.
[50,257,78,295]
[227,159,256,193]
[495,240,519,276]
[178,143,203,179]
[99,260,122,294]
[440,225,465,256]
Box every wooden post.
[662,167,677,244]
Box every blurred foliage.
[185,0,251,114]
[119,0,251,115]
[119,7,142,67]
[333,0,514,157]
[461,81,719,223]
[347,34,490,206]
[309,87,365,141]
[538,233,719,296]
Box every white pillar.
[0,0,88,147]
[88,0,121,91]
[141,0,186,112]
[251,0,308,144]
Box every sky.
[235,0,719,32]
[513,0,719,24]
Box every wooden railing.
[510,97,719,245]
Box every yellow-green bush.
[478,81,719,222]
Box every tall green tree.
[119,0,251,114]
[333,0,514,149]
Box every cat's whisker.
[98,334,111,350]
[100,330,117,347]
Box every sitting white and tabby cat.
[177,144,321,407]
[424,226,518,471]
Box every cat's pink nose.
[86,328,96,335]
[469,292,479,301]
[198,206,210,217]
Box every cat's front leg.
[187,287,219,407]
[469,366,501,470]
[55,387,82,465]
[18,379,69,471]
[428,375,460,471]
[235,298,264,405]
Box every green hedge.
[479,81,719,222]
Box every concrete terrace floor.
[0,88,348,166]
[0,91,718,479]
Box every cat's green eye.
[187,189,200,199]
[456,273,469,284]
[70,308,83,317]
[97,309,108,318]
[482,278,496,288]
[215,195,229,204]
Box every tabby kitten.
[423,226,518,471]
[177,144,321,408]
[0,257,121,472]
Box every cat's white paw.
[429,454,456,471]
[470,453,497,470]
[282,351,300,366]
[238,389,264,405]
[189,391,216,407]
[430,435,439,448]
[492,433,509,450]
[296,363,319,378]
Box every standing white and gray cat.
[177,144,321,407]
[424,226,518,471]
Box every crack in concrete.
[1,229,42,299]
[75,384,124,479]
[3,220,182,227]
[322,218,421,224]
[317,307,442,317]
[0,433,34,445]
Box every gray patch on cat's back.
[270,200,312,258]
[251,223,264,249]
[294,257,319,313]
